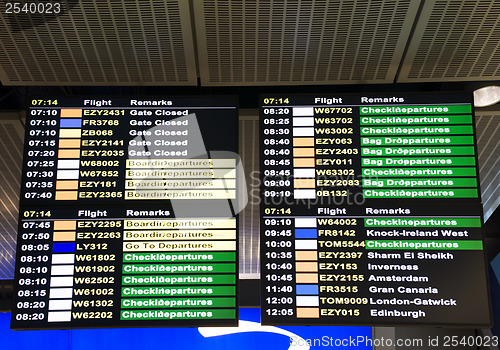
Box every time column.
[261,98,294,201]
[260,97,297,320]
[22,100,61,203]
[12,210,53,325]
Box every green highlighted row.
[364,218,481,227]
[361,146,475,157]
[363,189,478,198]
[123,263,235,274]
[122,274,235,285]
[362,167,477,177]
[123,252,235,263]
[365,240,483,250]
[362,157,475,167]
[121,297,235,308]
[360,105,471,115]
[360,115,473,125]
[363,178,477,188]
[121,309,235,320]
[361,136,474,146]
[361,125,473,136]
[122,286,236,297]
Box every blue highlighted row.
[295,229,317,239]
[60,119,82,128]
[52,243,75,253]
[296,284,319,295]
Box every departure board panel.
[12,97,238,329]
[260,93,491,326]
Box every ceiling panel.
[194,0,421,86]
[0,0,197,85]
[399,0,500,82]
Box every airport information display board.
[260,93,491,326]
[11,97,238,329]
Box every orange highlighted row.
[293,148,314,157]
[53,221,77,231]
[296,251,317,261]
[296,273,318,284]
[55,191,78,200]
[297,308,319,318]
[293,138,314,147]
[56,181,78,199]
[61,109,83,118]
[59,139,81,148]
[58,149,81,158]
[296,262,318,272]
[294,179,315,189]
[53,231,76,242]
[293,158,314,167]
[58,138,81,159]
[56,181,78,190]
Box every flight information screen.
[260,93,491,326]
[12,96,239,329]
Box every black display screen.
[260,93,491,326]
[12,96,239,329]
